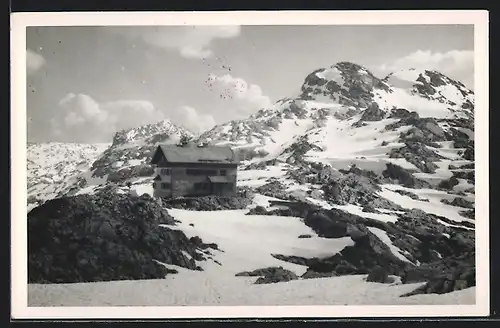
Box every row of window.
[153,182,171,189]
[153,182,234,191]
[158,168,228,176]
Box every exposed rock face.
[281,135,323,164]
[463,146,474,161]
[264,201,475,294]
[401,252,475,296]
[255,179,291,200]
[300,62,391,108]
[28,188,213,284]
[394,189,429,202]
[385,112,445,143]
[441,197,475,209]
[352,102,386,127]
[388,108,412,119]
[459,209,475,220]
[317,167,403,211]
[382,163,431,189]
[389,142,443,173]
[360,102,386,121]
[235,267,298,284]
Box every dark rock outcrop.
[463,146,474,161]
[318,167,403,211]
[389,141,443,173]
[255,179,291,200]
[459,209,475,220]
[394,189,429,202]
[247,205,269,215]
[28,189,212,284]
[382,163,431,189]
[356,102,386,124]
[441,197,475,209]
[366,265,394,283]
[235,267,298,284]
[401,252,475,296]
[438,176,460,190]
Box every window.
[186,169,217,176]
[160,168,171,175]
[161,183,171,189]
[220,169,227,176]
[153,182,157,189]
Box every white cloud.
[171,106,216,134]
[26,49,46,75]
[55,93,165,142]
[110,26,241,59]
[206,74,272,118]
[376,50,474,89]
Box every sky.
[26,25,474,143]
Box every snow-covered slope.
[199,62,474,164]
[27,142,109,210]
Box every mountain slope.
[199,62,474,170]
[27,142,110,210]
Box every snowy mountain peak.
[383,68,474,115]
[300,61,392,109]
[112,119,193,147]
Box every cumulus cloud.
[27,49,46,75]
[376,50,474,89]
[54,93,165,142]
[109,26,241,59]
[205,74,272,118]
[170,106,216,134]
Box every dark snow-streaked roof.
[151,144,238,165]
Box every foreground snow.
[28,209,475,307]
[28,272,475,307]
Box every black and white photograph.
[11,11,489,319]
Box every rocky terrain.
[28,185,219,284]
[26,61,477,304]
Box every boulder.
[366,265,394,283]
[438,176,460,190]
[247,205,269,215]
